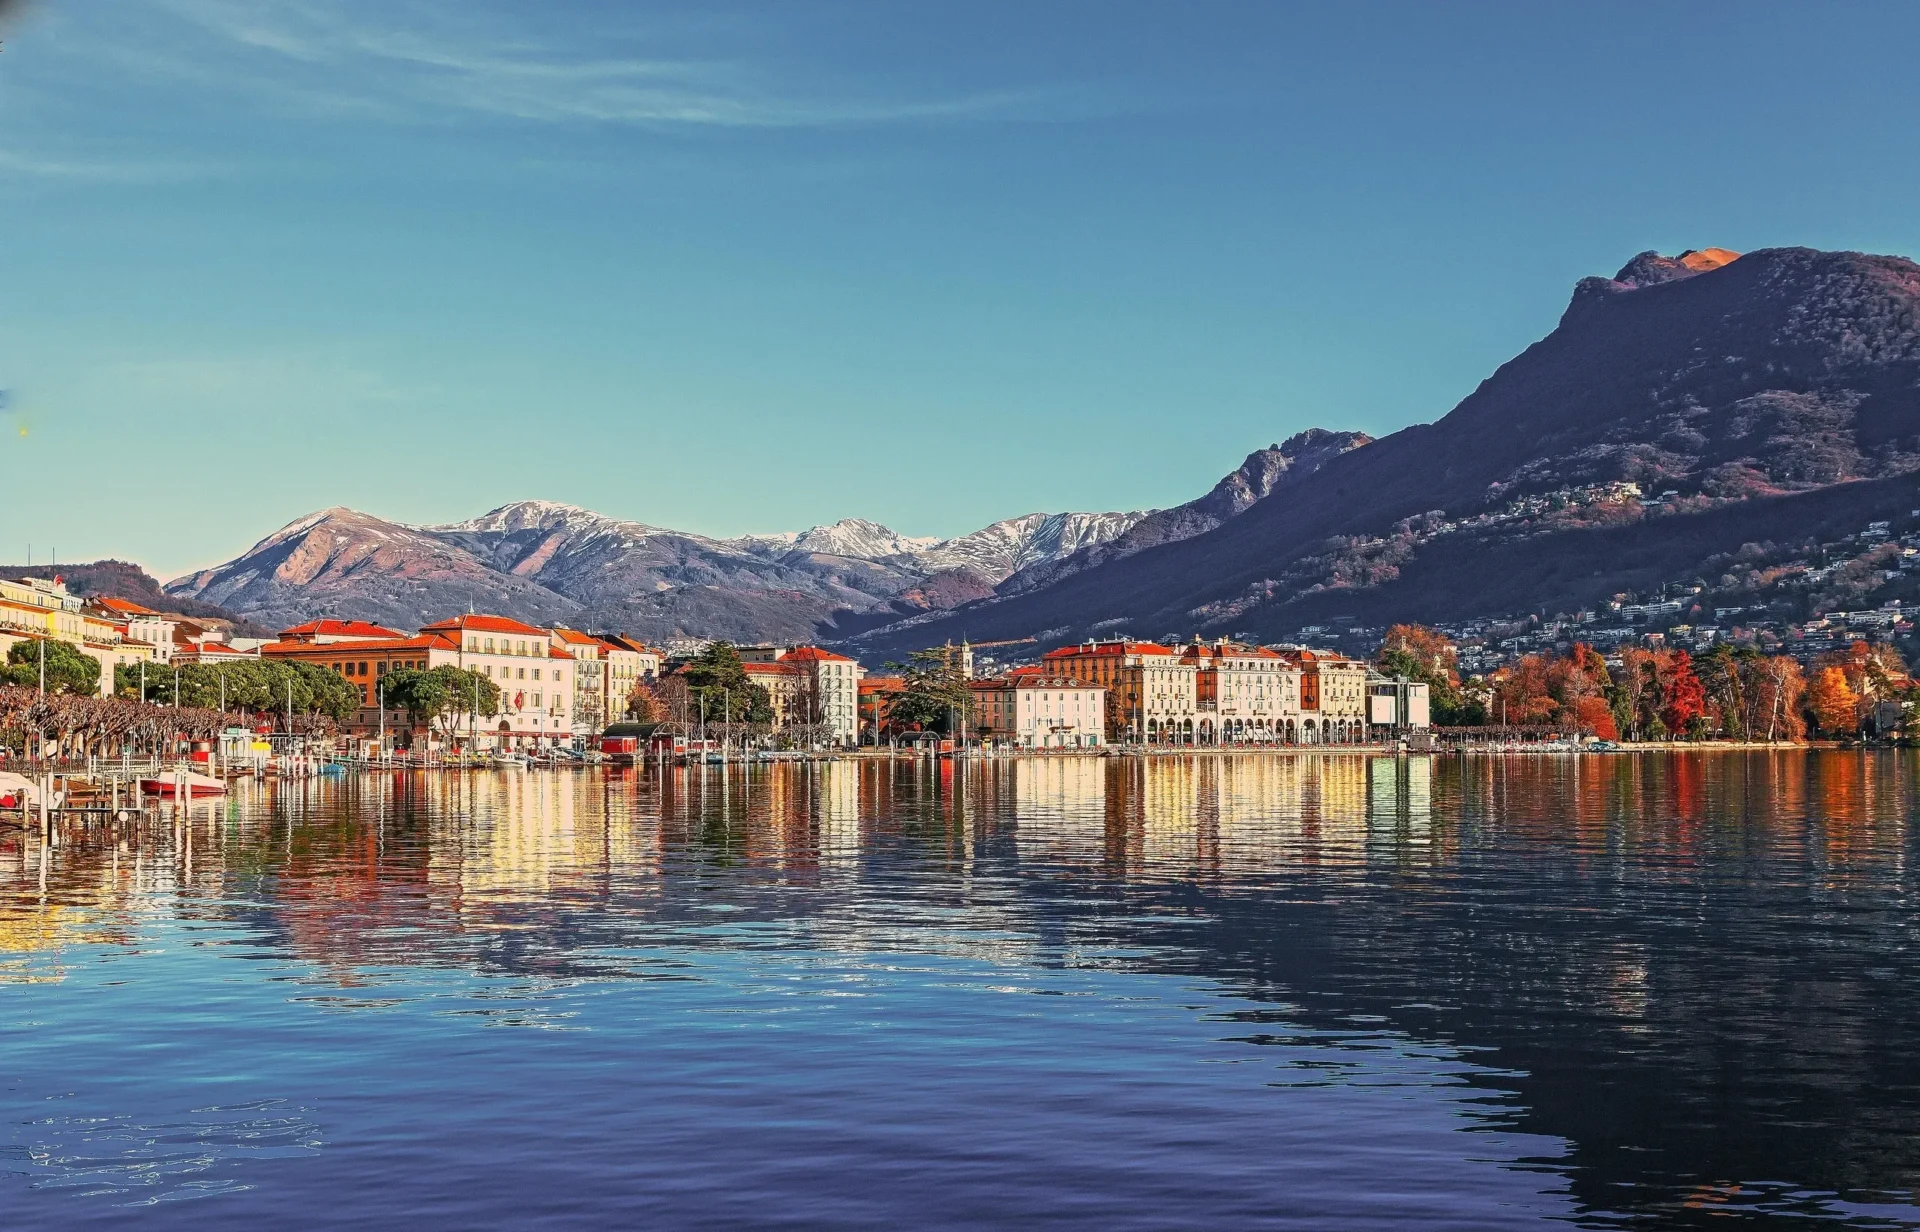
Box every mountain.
[851,246,1920,655]
[735,519,941,561]
[996,429,1370,596]
[164,498,1155,642]
[920,511,1151,581]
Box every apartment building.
[969,670,1105,748]
[1281,648,1371,743]
[1,578,155,695]
[1179,639,1301,743]
[738,645,864,745]
[1041,639,1198,743]
[263,630,462,737]
[599,634,663,721]
[420,614,575,746]
[551,628,612,735]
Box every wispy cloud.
[144,0,1079,129]
[0,146,225,183]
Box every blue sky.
[3,1,1919,579]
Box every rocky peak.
[1565,246,1743,320]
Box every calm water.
[4,752,1920,1229]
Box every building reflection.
[7,752,1920,1223]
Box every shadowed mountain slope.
[849,247,1920,655]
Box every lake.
[4,752,1919,1228]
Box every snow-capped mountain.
[166,499,1151,642]
[919,511,1151,581]
[732,519,941,561]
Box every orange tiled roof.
[93,597,160,616]
[279,618,407,639]
[420,614,553,637]
[1044,640,1177,659]
[263,633,460,656]
[548,647,574,660]
[780,645,855,663]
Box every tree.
[625,678,665,724]
[1569,694,1619,740]
[1658,650,1706,737]
[887,648,973,734]
[378,666,500,745]
[1808,666,1859,737]
[1750,655,1807,742]
[112,659,364,723]
[1376,625,1480,724]
[3,640,100,696]
[679,643,773,725]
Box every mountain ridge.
[848,245,1920,656]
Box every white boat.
[140,771,228,798]
[0,771,38,810]
[492,752,529,768]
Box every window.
[532,692,543,708]
[532,668,541,681]
[485,638,495,653]
[517,668,526,680]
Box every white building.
[421,614,574,747]
[738,645,864,746]
[970,672,1105,748]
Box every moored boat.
[140,771,228,798]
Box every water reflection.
[3,752,1919,1227]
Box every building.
[276,619,408,644]
[1041,639,1198,744]
[420,615,575,747]
[857,675,907,743]
[263,631,463,740]
[172,641,261,666]
[2,578,155,695]
[599,635,663,721]
[1179,639,1300,744]
[1280,648,1371,743]
[738,645,865,745]
[551,628,614,735]
[969,670,1105,747]
[1367,675,1432,734]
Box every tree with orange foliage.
[1492,654,1559,724]
[1807,666,1859,737]
[1380,625,1460,682]
[1659,649,1707,738]
[1569,694,1619,740]
[1377,624,1477,724]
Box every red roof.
[93,597,159,616]
[263,633,459,656]
[599,634,662,657]
[420,614,551,637]
[780,646,855,664]
[279,618,407,639]
[1043,640,1177,660]
[548,647,575,660]
[743,661,800,676]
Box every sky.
[3,1,1920,580]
